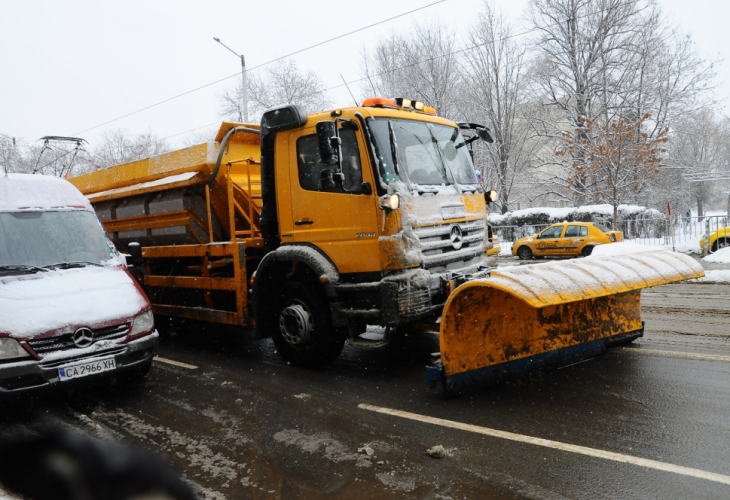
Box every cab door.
[561,225,585,256]
[534,225,565,256]
[282,123,380,274]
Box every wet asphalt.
[1,257,729,499]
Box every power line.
[73,0,445,137]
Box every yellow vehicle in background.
[487,234,500,256]
[512,222,623,260]
[70,99,702,396]
[700,227,729,252]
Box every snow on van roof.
[0,173,92,211]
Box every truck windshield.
[0,211,111,270]
[368,119,478,187]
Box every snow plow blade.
[427,249,704,395]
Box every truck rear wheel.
[271,281,345,368]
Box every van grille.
[26,323,129,356]
[413,220,487,269]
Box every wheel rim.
[519,248,530,259]
[719,240,729,249]
[279,302,314,346]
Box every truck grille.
[26,323,129,356]
[413,220,487,269]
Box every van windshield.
[368,119,478,187]
[0,211,111,271]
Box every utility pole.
[214,37,248,123]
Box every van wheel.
[517,246,533,260]
[582,246,594,257]
[712,238,728,252]
[271,281,345,368]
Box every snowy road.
[1,271,729,499]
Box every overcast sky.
[2,0,728,150]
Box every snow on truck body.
[0,174,158,393]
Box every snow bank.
[0,173,92,211]
[0,266,147,339]
[702,247,730,263]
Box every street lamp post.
[213,37,249,123]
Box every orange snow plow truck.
[71,99,704,395]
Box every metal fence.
[492,215,729,255]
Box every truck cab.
[252,100,495,366]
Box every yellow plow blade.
[428,249,704,395]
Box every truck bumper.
[332,258,492,327]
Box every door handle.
[295,218,314,226]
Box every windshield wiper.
[427,124,463,194]
[43,261,104,270]
[388,120,414,191]
[0,264,50,275]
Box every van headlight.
[0,338,31,361]
[130,310,155,336]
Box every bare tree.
[665,110,730,217]
[0,134,24,174]
[87,129,169,170]
[528,0,646,205]
[461,4,533,213]
[558,113,668,226]
[527,0,716,211]
[362,22,463,120]
[219,60,332,123]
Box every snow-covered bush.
[489,204,662,229]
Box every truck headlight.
[0,338,31,361]
[130,310,155,336]
[379,194,400,211]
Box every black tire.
[517,246,533,260]
[582,245,594,257]
[271,281,345,368]
[712,238,729,252]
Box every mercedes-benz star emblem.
[449,224,463,250]
[72,327,94,348]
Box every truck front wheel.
[271,281,345,369]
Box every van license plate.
[59,357,116,381]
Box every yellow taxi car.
[487,235,501,256]
[512,222,623,260]
[700,227,729,252]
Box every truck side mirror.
[477,127,493,143]
[316,121,339,166]
[127,242,143,268]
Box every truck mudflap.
[428,249,704,395]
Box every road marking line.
[358,403,730,486]
[153,357,198,369]
[620,348,730,363]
